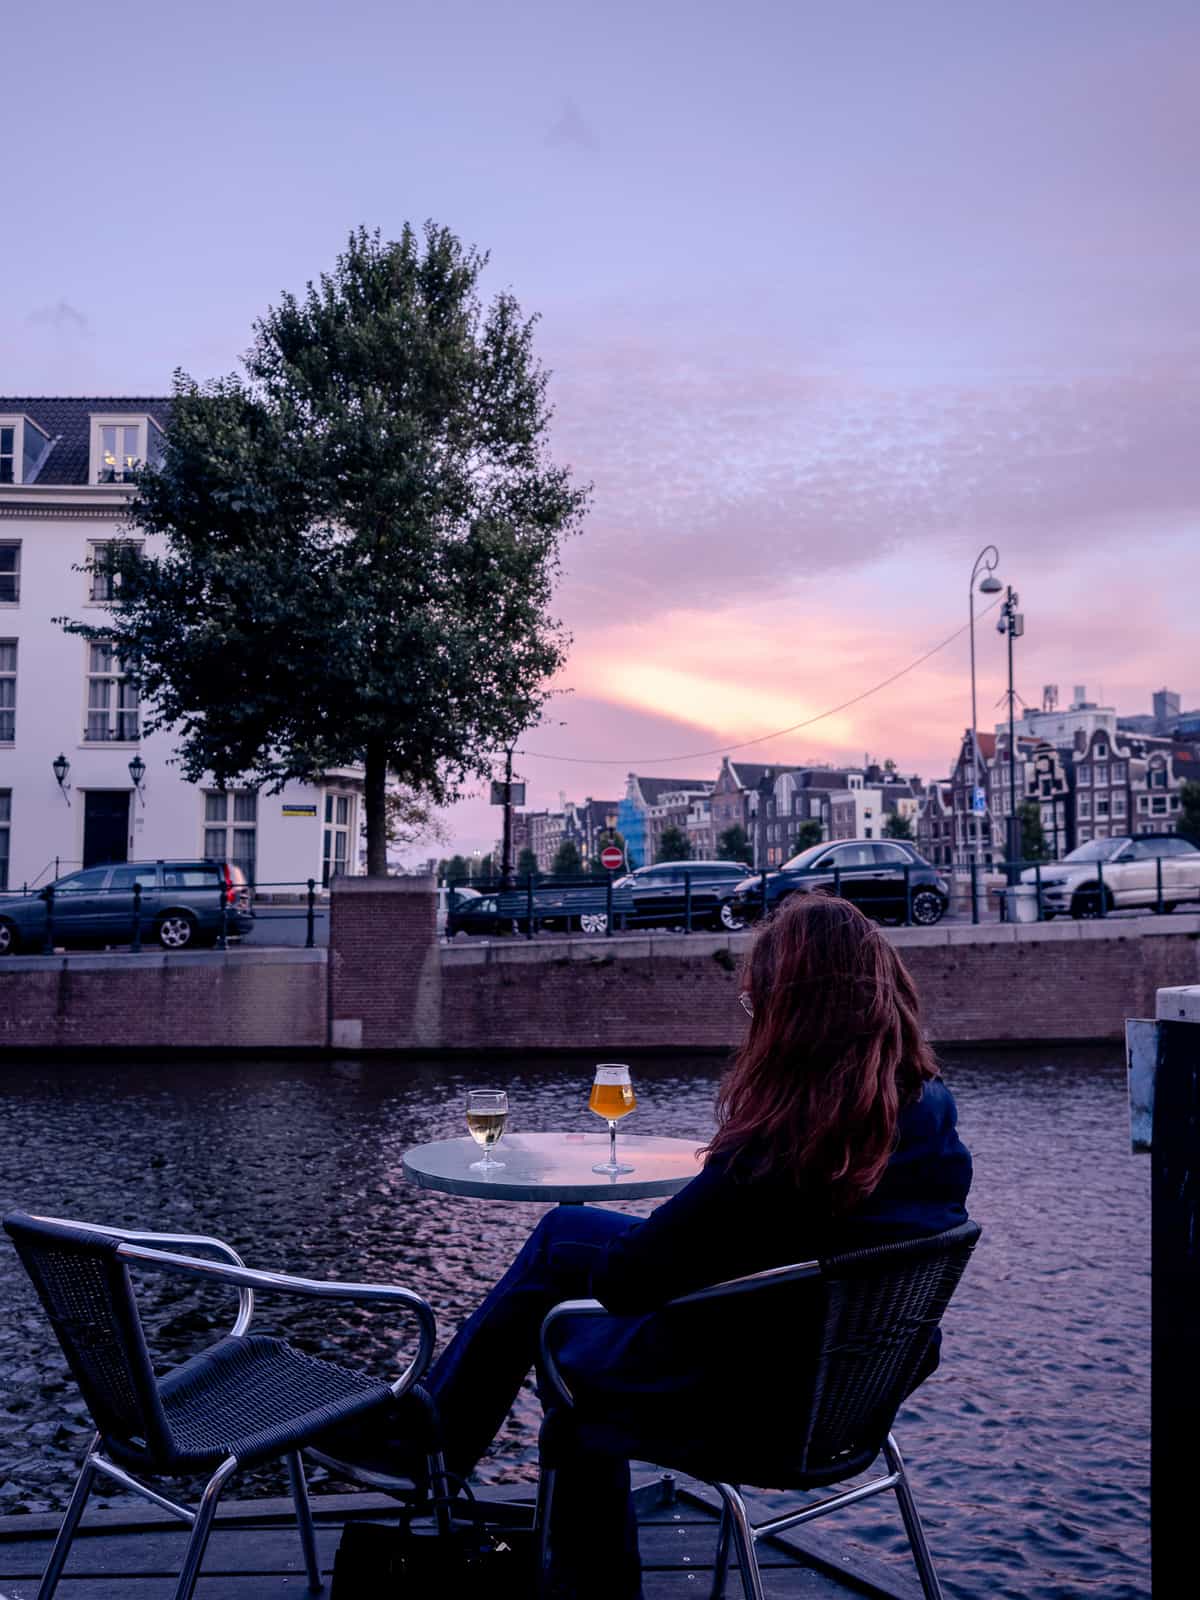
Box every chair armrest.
[539,1298,610,1407]
[31,1213,253,1335]
[117,1244,436,1399]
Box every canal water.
[0,1048,1146,1599]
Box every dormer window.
[89,415,164,484]
[0,416,52,485]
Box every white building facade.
[0,397,362,891]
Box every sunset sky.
[6,0,1198,857]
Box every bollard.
[684,872,692,933]
[42,884,55,955]
[606,874,613,937]
[525,873,534,941]
[903,863,912,926]
[1035,862,1043,921]
[970,859,980,924]
[306,878,316,948]
[1096,860,1107,918]
[131,882,143,953]
[1156,856,1164,915]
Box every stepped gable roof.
[0,397,171,485]
[633,776,711,803]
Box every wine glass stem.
[608,1120,618,1168]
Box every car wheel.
[910,889,945,926]
[0,918,18,956]
[157,912,197,949]
[717,901,745,931]
[579,912,608,935]
[1069,886,1112,920]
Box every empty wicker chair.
[537,1219,981,1600]
[4,1211,442,1600]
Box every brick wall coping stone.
[334,875,435,895]
[440,913,1200,968]
[0,948,327,975]
[1157,984,1200,1021]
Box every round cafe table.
[402,1131,701,1204]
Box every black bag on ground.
[330,1478,538,1598]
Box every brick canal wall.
[0,948,327,1051]
[2,878,1197,1052]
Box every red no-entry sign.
[601,845,624,871]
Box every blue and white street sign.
[972,787,987,814]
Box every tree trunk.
[364,737,389,877]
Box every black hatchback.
[614,860,753,930]
[730,839,948,926]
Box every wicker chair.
[3,1211,442,1600]
[537,1219,981,1600]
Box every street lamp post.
[968,546,1003,890]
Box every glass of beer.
[466,1088,508,1171]
[589,1063,636,1175]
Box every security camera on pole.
[969,546,1003,917]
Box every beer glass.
[589,1063,636,1175]
[466,1088,508,1171]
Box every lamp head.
[978,573,1003,595]
[52,753,70,788]
[128,754,146,788]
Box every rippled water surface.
[0,1048,1147,1598]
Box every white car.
[1022,834,1200,918]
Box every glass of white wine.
[466,1089,508,1172]
[589,1063,636,1175]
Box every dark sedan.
[730,840,948,926]
[613,860,753,930]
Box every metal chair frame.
[537,1230,978,1600]
[9,1214,440,1600]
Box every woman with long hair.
[328,894,972,1598]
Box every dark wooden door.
[82,790,130,868]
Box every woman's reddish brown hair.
[704,893,937,1212]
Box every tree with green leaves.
[443,853,470,884]
[1018,800,1050,862]
[64,224,588,874]
[550,838,583,877]
[655,826,691,863]
[717,825,750,864]
[1177,781,1200,845]
[790,820,823,854]
[516,846,539,881]
[882,812,914,841]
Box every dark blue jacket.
[553,1077,972,1413]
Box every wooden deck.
[0,1478,922,1598]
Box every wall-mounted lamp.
[52,753,71,806]
[128,753,146,805]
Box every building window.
[203,789,257,882]
[1078,766,1091,786]
[1077,794,1091,819]
[1078,827,1092,842]
[1095,798,1109,818]
[0,542,19,604]
[1152,796,1168,814]
[1112,794,1127,818]
[0,641,14,742]
[1112,761,1127,780]
[97,424,141,483]
[1095,744,1108,760]
[85,642,139,741]
[1150,767,1167,789]
[0,427,13,484]
[88,540,142,603]
[323,792,355,885]
[0,789,9,890]
[1094,765,1108,787]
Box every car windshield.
[1062,839,1126,863]
[780,843,829,871]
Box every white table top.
[402,1131,703,1203]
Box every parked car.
[730,839,949,926]
[0,860,253,955]
[1021,834,1200,918]
[445,880,636,937]
[437,883,480,934]
[612,860,753,930]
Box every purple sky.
[6,1,1198,857]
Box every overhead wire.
[516,595,1004,768]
